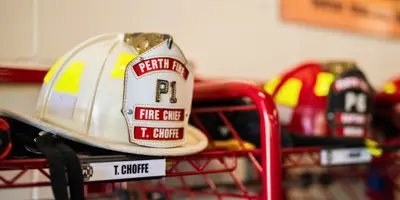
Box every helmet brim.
[0,109,209,156]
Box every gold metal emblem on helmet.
[321,61,357,76]
[123,33,172,54]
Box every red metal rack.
[129,84,400,200]
[0,66,281,199]
[2,66,400,200]
[129,81,281,200]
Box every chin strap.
[35,133,85,200]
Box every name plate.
[320,147,372,166]
[81,158,166,182]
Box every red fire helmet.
[374,75,400,139]
[263,61,375,138]
[376,75,400,103]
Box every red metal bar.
[193,81,282,200]
[0,66,47,83]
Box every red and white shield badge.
[121,38,194,148]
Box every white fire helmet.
[1,33,209,156]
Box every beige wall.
[1,0,400,86]
[0,0,399,199]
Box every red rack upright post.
[193,81,282,200]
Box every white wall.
[0,0,399,199]
[1,0,400,86]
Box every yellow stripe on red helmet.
[383,82,397,94]
[314,72,335,97]
[274,78,302,108]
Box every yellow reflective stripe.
[264,76,281,95]
[44,56,64,83]
[54,62,85,94]
[274,78,302,107]
[111,53,137,78]
[383,82,397,94]
[314,72,335,97]
[365,139,383,157]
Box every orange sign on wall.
[281,0,400,38]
